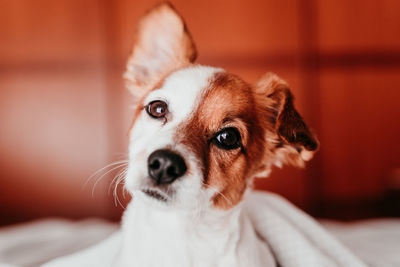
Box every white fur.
[43,196,275,267]
[116,195,274,267]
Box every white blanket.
[1,192,399,266]
[245,192,367,267]
[0,219,117,267]
[322,219,400,267]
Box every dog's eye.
[214,127,241,150]
[146,100,168,119]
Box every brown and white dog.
[44,3,319,267]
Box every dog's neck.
[118,194,258,267]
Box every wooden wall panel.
[0,0,104,65]
[319,68,400,201]
[317,0,400,52]
[108,0,301,62]
[0,71,113,224]
[0,0,114,224]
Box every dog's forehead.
[194,72,254,129]
[145,66,223,122]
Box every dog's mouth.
[141,188,168,202]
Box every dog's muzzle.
[147,149,187,185]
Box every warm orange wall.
[1,0,399,224]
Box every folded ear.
[124,3,197,100]
[256,73,319,167]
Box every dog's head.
[124,3,318,211]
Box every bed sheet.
[0,218,399,267]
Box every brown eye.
[214,127,241,150]
[146,100,168,119]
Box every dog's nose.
[147,149,187,185]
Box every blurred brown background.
[1,0,399,225]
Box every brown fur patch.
[254,73,319,167]
[256,73,319,152]
[175,72,267,209]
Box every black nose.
[147,149,187,185]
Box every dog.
[44,3,320,267]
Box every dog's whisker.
[92,162,127,190]
[112,168,128,209]
[83,160,129,190]
[108,166,128,195]
[113,187,125,209]
[113,169,128,209]
[90,162,128,197]
[122,180,128,199]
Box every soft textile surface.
[0,196,399,266]
[0,219,118,267]
[322,219,400,267]
[245,192,367,267]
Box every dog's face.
[124,3,318,211]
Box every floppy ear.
[256,73,319,167]
[124,3,197,100]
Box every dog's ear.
[124,3,197,100]
[255,73,319,167]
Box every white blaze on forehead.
[144,66,223,125]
